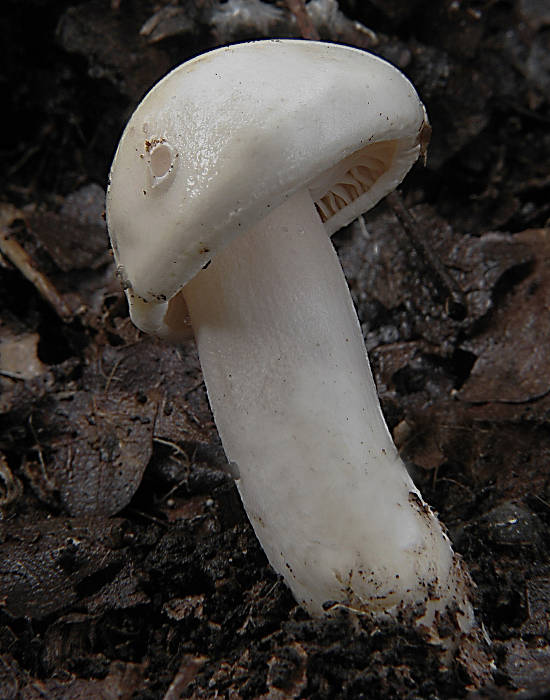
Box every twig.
[436,476,474,495]
[104,357,123,392]
[0,369,26,381]
[285,0,320,40]
[534,494,550,510]
[0,206,74,322]
[28,415,56,490]
[158,477,190,505]
[163,655,208,700]
[182,377,205,399]
[126,508,169,528]
[153,436,190,462]
[386,191,467,321]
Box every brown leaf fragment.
[20,660,146,700]
[22,184,109,274]
[285,0,320,40]
[305,0,378,49]
[459,229,550,403]
[60,183,106,226]
[341,206,534,353]
[210,0,286,44]
[0,211,75,322]
[400,398,550,502]
[162,594,204,622]
[163,654,208,700]
[0,654,23,700]
[260,642,308,699]
[1,197,118,331]
[83,561,150,615]
[0,370,55,417]
[209,0,377,48]
[25,210,109,273]
[452,231,534,322]
[41,612,98,673]
[455,628,495,689]
[90,339,214,445]
[0,453,23,509]
[39,391,157,516]
[164,495,212,523]
[522,576,550,637]
[387,191,466,319]
[371,340,440,394]
[501,639,550,690]
[0,332,46,381]
[0,517,128,619]
[57,2,170,100]
[518,0,550,31]
[140,5,195,43]
[402,426,446,472]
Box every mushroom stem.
[183,188,473,637]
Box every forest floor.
[1,1,550,698]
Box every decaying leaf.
[20,660,146,700]
[89,338,214,446]
[261,642,308,699]
[2,0,550,697]
[0,453,23,509]
[0,517,129,619]
[36,391,157,516]
[459,229,550,403]
[0,332,46,381]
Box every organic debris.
[1,0,550,697]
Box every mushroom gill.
[310,140,398,223]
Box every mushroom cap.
[107,40,427,318]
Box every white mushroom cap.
[107,40,427,337]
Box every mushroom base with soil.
[179,188,474,641]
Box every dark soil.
[1,1,550,698]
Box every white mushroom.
[107,40,475,643]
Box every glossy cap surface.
[107,40,427,308]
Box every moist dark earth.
[1,1,550,698]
